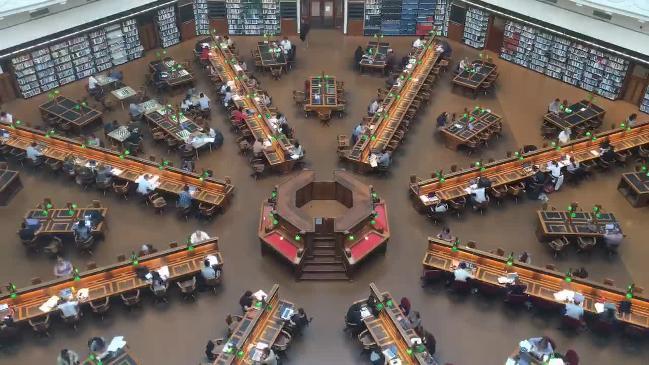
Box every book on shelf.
[157,6,181,48]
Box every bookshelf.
[380,0,402,36]
[68,35,96,80]
[32,48,58,93]
[364,0,382,36]
[105,24,128,66]
[500,19,629,100]
[12,54,41,98]
[88,29,112,72]
[641,86,649,114]
[363,0,446,36]
[122,19,144,61]
[50,41,76,86]
[433,0,449,36]
[462,6,488,49]
[157,6,181,48]
[194,0,210,35]
[401,0,417,35]
[226,0,280,35]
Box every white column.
[297,0,301,34]
[343,0,348,34]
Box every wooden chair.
[177,276,197,301]
[28,314,51,337]
[270,67,282,80]
[448,196,467,218]
[148,193,167,214]
[547,236,570,258]
[507,182,526,204]
[89,297,111,320]
[120,290,141,309]
[488,185,508,206]
[576,236,597,253]
[199,202,218,219]
[317,109,332,126]
[112,181,130,200]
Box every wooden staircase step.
[299,271,349,281]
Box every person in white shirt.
[57,299,80,318]
[293,141,304,159]
[26,142,43,162]
[453,262,473,282]
[280,36,292,55]
[253,139,264,157]
[627,113,638,127]
[0,111,13,125]
[180,97,193,112]
[458,57,469,72]
[368,99,380,116]
[412,36,425,48]
[564,297,584,320]
[224,35,233,47]
[88,75,98,90]
[547,160,564,191]
[558,128,571,144]
[516,336,553,365]
[198,93,210,110]
[135,174,155,196]
[223,88,233,107]
[548,98,561,114]
[469,185,487,205]
[260,93,272,107]
[260,348,278,365]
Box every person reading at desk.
[469,184,488,208]
[135,174,155,196]
[279,121,292,138]
[177,185,193,210]
[453,262,473,282]
[198,93,210,111]
[506,277,527,296]
[369,346,385,365]
[600,143,617,164]
[351,122,364,145]
[57,349,80,365]
[239,290,254,312]
[598,302,618,324]
[603,224,623,254]
[222,87,233,107]
[558,128,571,144]
[88,75,99,96]
[73,220,92,242]
[88,336,107,355]
[54,256,74,277]
[180,97,193,112]
[260,347,278,365]
[526,166,547,201]
[548,98,561,114]
[627,113,638,127]
[377,151,391,168]
[232,106,246,126]
[200,259,219,281]
[57,299,81,319]
[287,307,310,335]
[436,227,455,242]
[386,74,398,89]
[26,142,43,163]
[280,36,292,55]
[0,111,13,125]
[563,296,584,321]
[345,302,363,329]
[516,336,554,365]
[292,141,304,159]
[566,157,584,182]
[253,139,264,157]
[86,133,100,147]
[412,36,425,48]
[368,99,380,116]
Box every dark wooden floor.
[0,29,647,364]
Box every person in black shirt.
[299,18,310,47]
[239,290,254,312]
[526,166,546,200]
[436,112,448,129]
[506,277,527,295]
[354,46,364,70]
[423,330,436,355]
[385,50,397,76]
[345,302,363,328]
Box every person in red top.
[231,106,246,127]
[200,46,210,62]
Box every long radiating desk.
[440,107,502,150]
[214,284,295,365]
[423,237,649,331]
[618,171,649,207]
[25,207,107,238]
[0,168,21,205]
[208,38,298,173]
[354,283,437,365]
[0,124,234,208]
[343,36,441,173]
[0,238,222,323]
[411,122,649,209]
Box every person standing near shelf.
[300,17,310,48]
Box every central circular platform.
[258,170,390,280]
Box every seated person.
[200,259,219,281]
[600,144,617,163]
[260,348,278,365]
[548,98,561,114]
[205,339,222,361]
[260,93,272,107]
[150,271,167,292]
[239,290,254,312]
[516,336,553,364]
[86,133,101,147]
[598,302,618,324]
[436,227,454,242]
[125,127,143,145]
[198,93,210,111]
[253,139,264,157]
[558,128,571,144]
[73,220,92,242]
[458,57,469,72]
[436,112,448,129]
[26,142,43,162]
[399,297,411,316]
[506,277,527,295]
[180,97,193,112]
[517,251,531,264]
[345,302,363,327]
[377,151,391,168]
[0,111,13,125]
[135,174,155,196]
[88,75,99,94]
[469,185,488,206]
[368,99,380,116]
[95,165,113,185]
[18,221,39,241]
[603,224,623,252]
[408,310,421,329]
[288,308,309,334]
[563,297,584,320]
[200,46,210,62]
[525,166,547,200]
[53,256,73,277]
[627,113,638,127]
[566,157,584,181]
[354,46,364,68]
[280,36,292,55]
[292,141,304,159]
[453,262,473,282]
[108,68,123,81]
[222,87,233,107]
[104,120,119,135]
[232,106,246,125]
[246,75,258,89]
[279,121,292,138]
[177,185,193,209]
[57,299,80,319]
[412,36,425,48]
[423,330,436,355]
[88,336,107,354]
[351,122,364,145]
[57,349,80,365]
[369,346,386,365]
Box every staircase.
[298,235,349,281]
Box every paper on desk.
[253,290,268,301]
[188,186,198,196]
[498,276,515,284]
[594,302,605,313]
[232,95,241,101]
[291,154,300,160]
[251,348,263,361]
[419,195,439,204]
[157,266,170,280]
[39,296,60,313]
[233,65,243,72]
[590,150,600,157]
[553,289,579,302]
[256,342,269,350]
[360,306,372,319]
[505,358,517,365]
[76,288,89,301]
[369,154,378,167]
[263,140,272,147]
[389,359,402,365]
[207,254,220,266]
[106,336,126,353]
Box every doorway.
[305,0,342,29]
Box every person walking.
[300,17,310,48]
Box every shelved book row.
[363,0,449,36]
[11,19,144,98]
[500,20,629,100]
[194,0,210,35]
[226,0,280,35]
[462,6,489,49]
[157,5,181,48]
[641,87,649,114]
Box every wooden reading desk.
[214,284,295,365]
[0,168,21,206]
[82,347,140,365]
[440,107,502,150]
[452,61,497,97]
[257,41,287,69]
[25,207,107,238]
[617,171,649,207]
[304,75,343,115]
[423,237,649,331]
[354,283,437,365]
[543,100,605,132]
[149,58,193,88]
[39,96,103,131]
[0,124,234,209]
[359,41,390,73]
[144,108,202,144]
[411,122,649,210]
[344,36,441,173]
[536,209,619,241]
[208,37,298,173]
[0,238,222,324]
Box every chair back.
[564,349,579,365]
